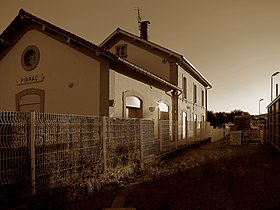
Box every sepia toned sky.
[1,0,280,115]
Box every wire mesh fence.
[0,111,157,203]
[104,118,140,170]
[0,111,30,202]
[159,120,214,152]
[34,113,102,191]
[141,119,159,158]
[0,111,220,204]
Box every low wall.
[211,127,224,142]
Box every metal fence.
[34,113,102,191]
[159,120,213,152]
[0,111,157,203]
[0,112,30,202]
[104,117,140,170]
[0,111,220,203]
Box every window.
[115,44,127,58]
[21,45,40,71]
[182,112,187,139]
[193,113,197,121]
[202,115,205,122]
[193,84,197,103]
[159,102,169,120]
[201,90,205,106]
[183,76,187,99]
[125,96,143,118]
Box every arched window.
[159,102,169,120]
[126,96,143,118]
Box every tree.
[207,109,250,127]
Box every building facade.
[0,10,212,141]
[0,10,177,125]
[100,23,212,139]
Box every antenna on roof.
[134,7,150,40]
[135,7,142,30]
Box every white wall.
[177,65,207,122]
[0,29,101,115]
[109,70,172,138]
[108,40,170,81]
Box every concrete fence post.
[175,120,178,149]
[159,120,163,152]
[102,116,107,172]
[29,111,36,195]
[139,119,144,169]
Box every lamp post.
[271,71,280,101]
[259,98,263,115]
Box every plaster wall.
[108,40,170,81]
[109,70,172,138]
[177,65,207,122]
[0,29,101,115]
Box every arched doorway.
[16,88,45,112]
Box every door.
[16,88,45,112]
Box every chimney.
[140,20,150,40]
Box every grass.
[4,138,280,209]
[124,140,280,210]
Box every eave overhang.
[100,28,212,89]
[112,57,181,92]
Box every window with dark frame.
[183,76,187,99]
[21,45,40,71]
[202,89,205,107]
[115,44,127,58]
[193,84,197,104]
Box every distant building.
[100,22,211,139]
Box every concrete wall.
[211,127,225,142]
[0,29,101,115]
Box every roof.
[0,9,115,60]
[116,57,181,91]
[0,9,179,92]
[100,28,212,88]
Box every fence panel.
[0,111,30,202]
[141,119,159,158]
[105,118,140,170]
[177,121,212,147]
[34,113,102,191]
[159,120,176,152]
[1,111,218,204]
[243,129,263,142]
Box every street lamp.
[271,71,280,101]
[259,98,264,115]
